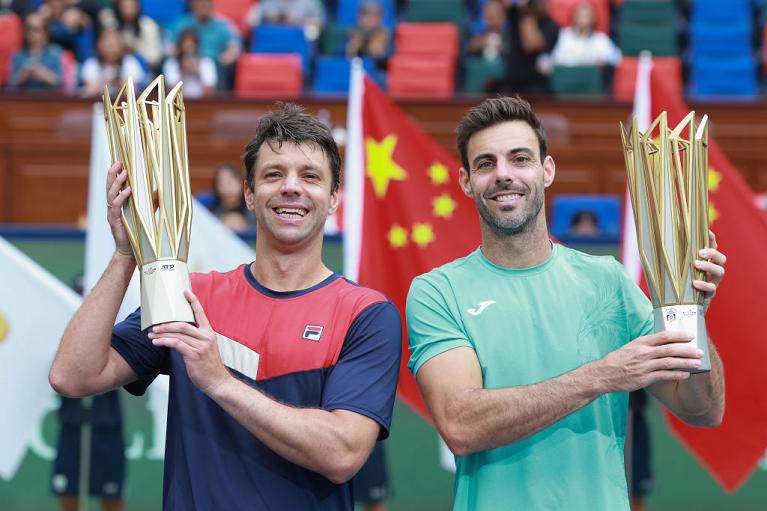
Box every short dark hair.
[242,103,341,193]
[456,96,547,171]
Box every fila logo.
[302,324,324,342]
[467,300,496,316]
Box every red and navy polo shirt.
[111,266,402,511]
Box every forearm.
[519,16,545,53]
[210,375,371,483]
[49,253,136,395]
[664,340,725,426]
[442,363,604,455]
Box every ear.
[329,187,341,215]
[458,167,473,198]
[542,155,556,189]
[243,180,255,211]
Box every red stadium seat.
[394,22,459,60]
[214,0,253,35]
[235,53,303,98]
[0,13,23,87]
[387,54,454,99]
[613,56,682,102]
[548,0,610,34]
[60,50,77,94]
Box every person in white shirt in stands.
[163,29,218,98]
[550,2,620,67]
[80,28,146,97]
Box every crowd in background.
[1,0,763,97]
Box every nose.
[494,159,513,183]
[280,171,302,196]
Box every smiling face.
[245,140,339,251]
[459,120,555,237]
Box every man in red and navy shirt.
[50,103,402,510]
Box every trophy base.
[139,260,195,331]
[652,304,711,373]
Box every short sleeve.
[111,308,170,396]
[200,57,218,87]
[79,57,99,85]
[321,302,402,439]
[613,262,654,341]
[406,275,473,377]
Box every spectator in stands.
[550,2,620,67]
[568,209,600,236]
[81,28,146,96]
[346,0,389,70]
[466,0,507,62]
[502,0,559,93]
[110,0,162,71]
[0,0,36,18]
[163,29,218,98]
[170,0,240,89]
[38,0,91,56]
[246,0,326,42]
[208,163,256,231]
[8,12,63,90]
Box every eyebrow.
[471,147,537,168]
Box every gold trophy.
[103,76,194,331]
[620,111,711,373]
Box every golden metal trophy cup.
[103,76,194,331]
[620,111,711,373]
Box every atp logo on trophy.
[620,111,711,373]
[103,76,194,331]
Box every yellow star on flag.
[433,193,458,219]
[412,223,435,248]
[709,203,719,224]
[366,135,407,198]
[428,163,449,185]
[388,224,408,248]
[0,312,8,344]
[708,167,722,192]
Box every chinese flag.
[343,63,480,419]
[625,57,767,491]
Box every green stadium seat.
[463,58,505,94]
[403,0,464,25]
[620,0,675,24]
[320,23,350,56]
[618,23,678,56]
[550,66,603,95]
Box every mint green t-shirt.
[406,244,653,511]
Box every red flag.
[344,63,479,419]
[627,63,767,491]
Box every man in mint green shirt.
[406,97,727,511]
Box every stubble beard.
[475,181,544,237]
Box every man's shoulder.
[413,250,480,286]
[557,244,623,276]
[331,277,392,316]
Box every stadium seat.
[689,21,751,59]
[691,0,750,26]
[0,13,22,87]
[550,66,603,96]
[387,54,453,99]
[612,56,682,101]
[463,57,505,94]
[234,54,303,98]
[142,0,186,28]
[320,23,349,55]
[336,0,396,27]
[250,24,312,73]
[60,50,77,94]
[549,194,621,239]
[214,0,253,35]
[620,0,675,24]
[395,22,459,61]
[403,0,464,25]
[618,23,677,56]
[548,0,610,34]
[691,55,757,98]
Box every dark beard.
[475,183,544,236]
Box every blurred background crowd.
[0,0,764,99]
